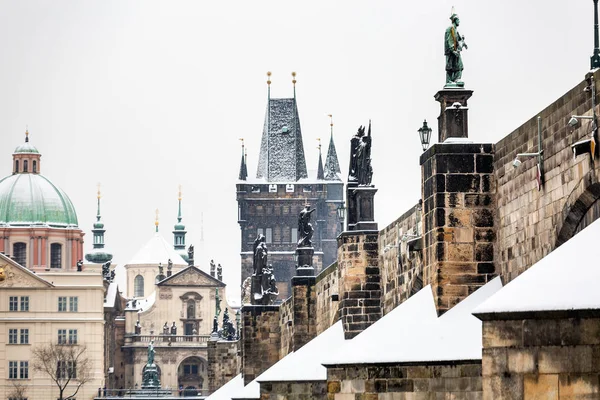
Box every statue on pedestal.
[250,234,278,305]
[297,205,316,247]
[147,341,155,365]
[348,123,373,186]
[210,259,216,277]
[170,322,177,335]
[187,244,194,266]
[217,264,223,281]
[142,341,160,389]
[445,7,468,87]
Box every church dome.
[0,173,78,227]
[13,142,40,154]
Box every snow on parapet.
[474,218,600,316]
[205,374,244,400]
[323,279,502,365]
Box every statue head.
[356,126,365,137]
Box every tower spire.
[25,128,29,143]
[238,138,248,180]
[173,186,188,261]
[292,71,297,99]
[155,209,159,233]
[324,114,342,180]
[85,183,113,264]
[317,138,324,180]
[177,185,182,223]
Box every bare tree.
[7,380,27,400]
[31,343,92,400]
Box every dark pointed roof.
[256,98,308,182]
[239,152,248,181]
[324,132,341,181]
[317,149,324,180]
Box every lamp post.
[418,120,432,151]
[336,204,346,232]
[592,0,600,69]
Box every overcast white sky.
[0,1,593,301]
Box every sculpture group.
[348,123,373,186]
[250,234,278,305]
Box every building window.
[265,228,272,244]
[14,160,19,173]
[187,300,195,319]
[12,243,26,267]
[134,275,144,298]
[291,228,298,244]
[32,160,37,173]
[57,361,76,379]
[23,160,28,173]
[69,297,78,312]
[20,297,29,312]
[58,297,67,312]
[68,329,77,344]
[9,329,17,344]
[20,329,29,344]
[8,361,18,379]
[9,296,18,311]
[20,361,28,379]
[58,329,67,344]
[183,364,199,375]
[257,228,264,238]
[50,243,62,268]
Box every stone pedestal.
[347,184,378,231]
[141,363,160,389]
[241,305,280,385]
[435,89,473,142]
[295,247,315,276]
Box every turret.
[173,186,189,262]
[85,184,113,264]
[13,129,42,175]
[324,114,342,181]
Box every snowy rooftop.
[230,378,259,400]
[104,282,119,308]
[324,278,502,365]
[127,232,187,266]
[205,374,244,400]
[474,218,600,316]
[257,321,343,382]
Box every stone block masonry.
[315,261,340,335]
[479,312,600,399]
[241,305,281,385]
[420,143,497,315]
[326,362,483,399]
[259,380,327,400]
[207,339,240,394]
[337,231,382,340]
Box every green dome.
[0,173,78,227]
[174,222,185,230]
[94,221,105,229]
[13,142,40,154]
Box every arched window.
[50,243,62,268]
[14,160,19,173]
[187,300,195,319]
[33,160,37,173]
[134,275,144,298]
[12,243,26,267]
[23,160,28,172]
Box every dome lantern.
[13,129,41,174]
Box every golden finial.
[292,71,297,86]
[239,138,244,147]
[178,185,182,201]
[328,114,333,127]
[25,127,29,143]
[316,137,321,151]
[267,71,272,86]
[155,208,159,231]
[97,183,102,199]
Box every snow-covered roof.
[104,282,119,308]
[257,321,343,382]
[324,279,502,365]
[206,374,244,400]
[474,218,600,316]
[127,232,187,266]
[230,378,259,400]
[128,291,156,312]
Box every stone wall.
[278,277,318,358]
[420,143,497,315]
[259,381,327,400]
[207,339,240,394]
[378,204,423,315]
[480,313,600,399]
[278,296,294,358]
[241,305,281,385]
[326,362,482,399]
[337,231,382,340]
[494,71,600,283]
[315,262,340,335]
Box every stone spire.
[317,138,324,180]
[324,114,341,181]
[256,72,308,182]
[85,183,113,264]
[173,185,189,262]
[238,139,248,181]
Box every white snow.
[324,279,502,365]
[474,218,600,315]
[257,321,343,382]
[127,232,187,266]
[230,378,259,400]
[104,282,119,308]
[205,374,244,400]
[135,290,156,312]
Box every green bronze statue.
[445,8,468,87]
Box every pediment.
[0,258,52,289]
[158,266,225,287]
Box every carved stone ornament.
[159,288,173,300]
[163,269,216,286]
[0,263,49,288]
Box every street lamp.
[418,120,432,151]
[336,204,346,232]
